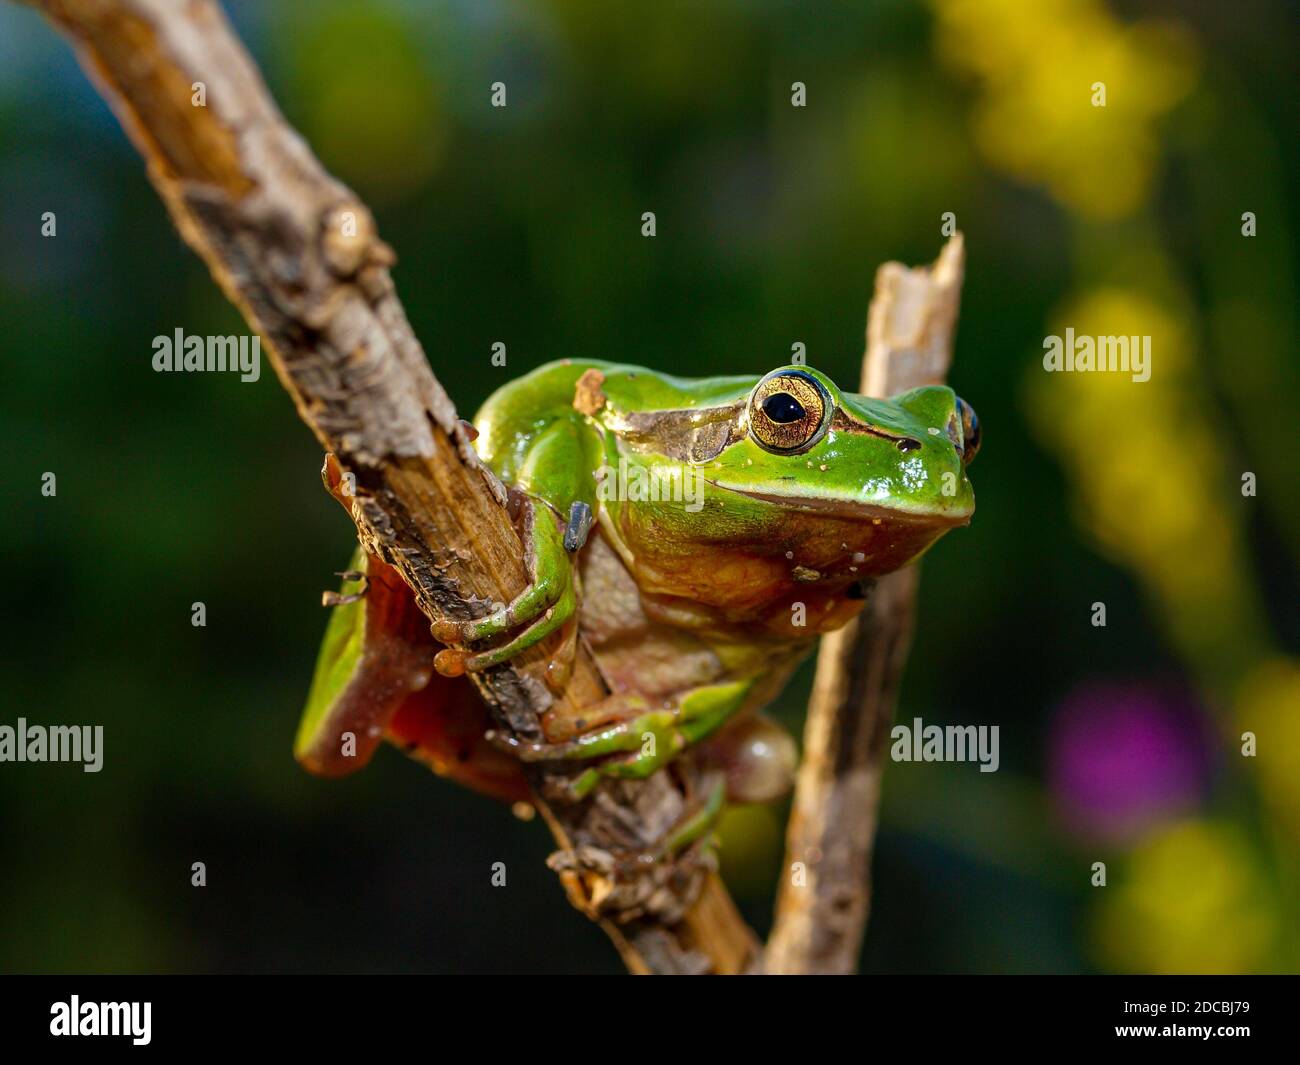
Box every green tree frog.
[295,361,978,831]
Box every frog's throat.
[706,482,973,526]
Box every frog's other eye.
[749,370,830,454]
[954,396,981,464]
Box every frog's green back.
[473,359,758,480]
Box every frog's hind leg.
[296,548,432,776]
[490,676,758,799]
[388,671,531,804]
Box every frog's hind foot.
[544,771,727,928]
[488,678,757,801]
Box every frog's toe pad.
[433,647,471,677]
[431,617,467,644]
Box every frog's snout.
[891,384,980,467]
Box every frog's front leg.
[432,498,577,676]
[492,676,759,799]
[432,418,597,678]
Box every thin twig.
[22,0,757,974]
[766,235,966,974]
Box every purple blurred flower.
[1047,682,1216,843]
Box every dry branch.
[766,235,966,974]
[22,0,756,975]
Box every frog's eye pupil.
[763,392,805,424]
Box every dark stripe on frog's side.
[607,402,747,463]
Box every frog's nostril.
[896,438,921,452]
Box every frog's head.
[704,365,978,526]
[597,361,978,594]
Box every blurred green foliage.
[0,0,1295,973]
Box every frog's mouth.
[708,481,973,526]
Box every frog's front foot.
[431,497,577,677]
[320,570,368,607]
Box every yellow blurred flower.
[1026,288,1270,692]
[1094,819,1277,973]
[1235,660,1300,838]
[930,0,1198,218]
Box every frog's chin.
[713,483,973,527]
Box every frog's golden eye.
[748,370,831,455]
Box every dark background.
[1,0,1296,973]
